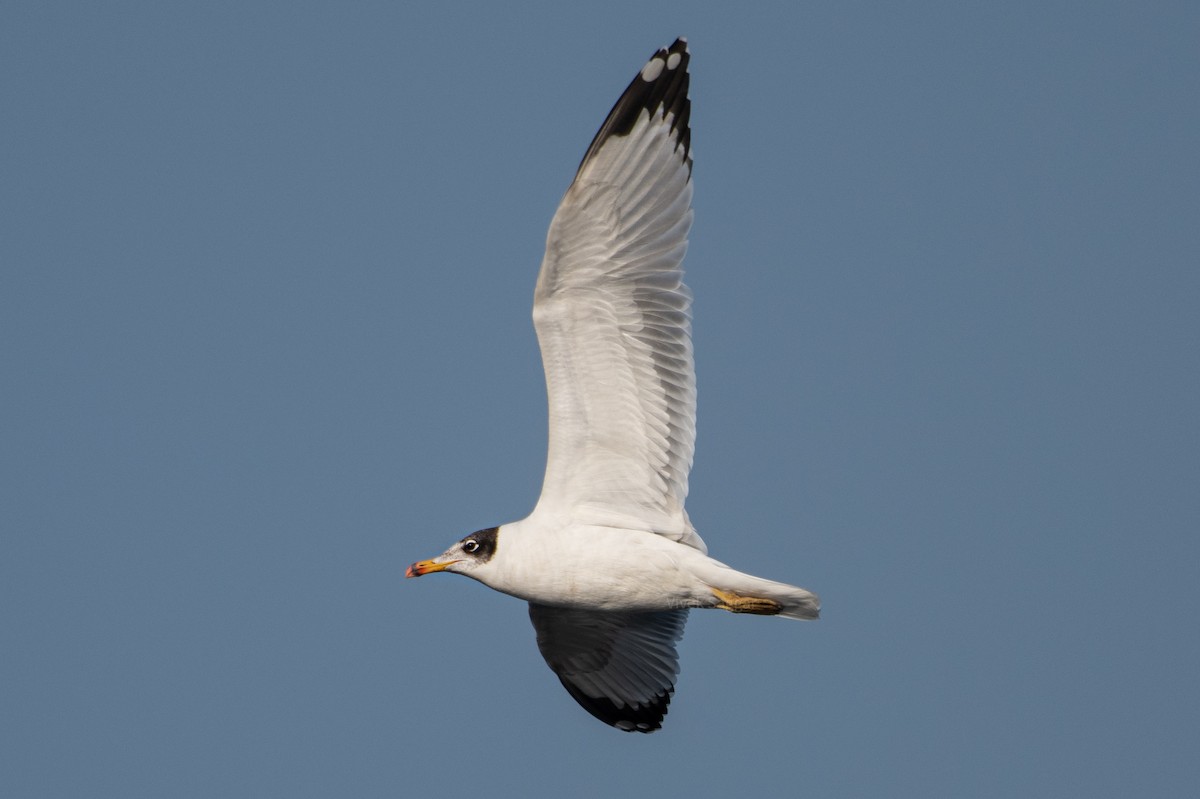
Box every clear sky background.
[3,2,1198,797]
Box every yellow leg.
[710,587,783,615]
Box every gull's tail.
[696,560,820,620]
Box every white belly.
[482,521,713,611]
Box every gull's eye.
[462,539,479,554]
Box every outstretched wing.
[528,603,688,733]
[532,39,703,551]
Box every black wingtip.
[556,676,674,733]
[576,38,692,177]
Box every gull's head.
[406,526,499,579]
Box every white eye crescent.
[462,540,479,554]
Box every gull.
[407,38,819,733]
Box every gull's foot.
[710,587,783,615]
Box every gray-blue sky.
[2,2,1198,796]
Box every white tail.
[696,559,821,620]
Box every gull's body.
[486,517,815,616]
[408,39,819,733]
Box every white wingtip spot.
[640,57,665,82]
[666,52,681,70]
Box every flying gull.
[407,38,820,733]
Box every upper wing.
[532,39,703,550]
[528,603,688,733]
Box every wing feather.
[528,604,688,733]
[532,39,703,551]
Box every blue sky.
[3,2,1198,796]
